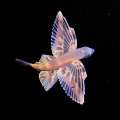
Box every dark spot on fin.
[71,85,75,88]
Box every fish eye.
[81,50,84,53]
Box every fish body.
[35,47,94,70]
[16,11,95,104]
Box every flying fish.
[16,11,95,104]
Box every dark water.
[2,0,120,117]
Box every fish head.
[78,46,95,58]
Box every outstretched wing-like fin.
[57,60,87,104]
[51,11,77,57]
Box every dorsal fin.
[39,54,55,64]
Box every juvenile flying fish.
[16,11,95,104]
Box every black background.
[2,0,120,117]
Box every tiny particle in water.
[117,86,119,89]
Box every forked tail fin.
[15,54,55,70]
[15,58,29,66]
[15,58,40,70]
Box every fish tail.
[15,58,41,70]
[15,58,29,66]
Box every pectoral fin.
[57,60,87,104]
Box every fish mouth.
[90,48,95,54]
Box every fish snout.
[90,48,95,55]
[91,48,95,53]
